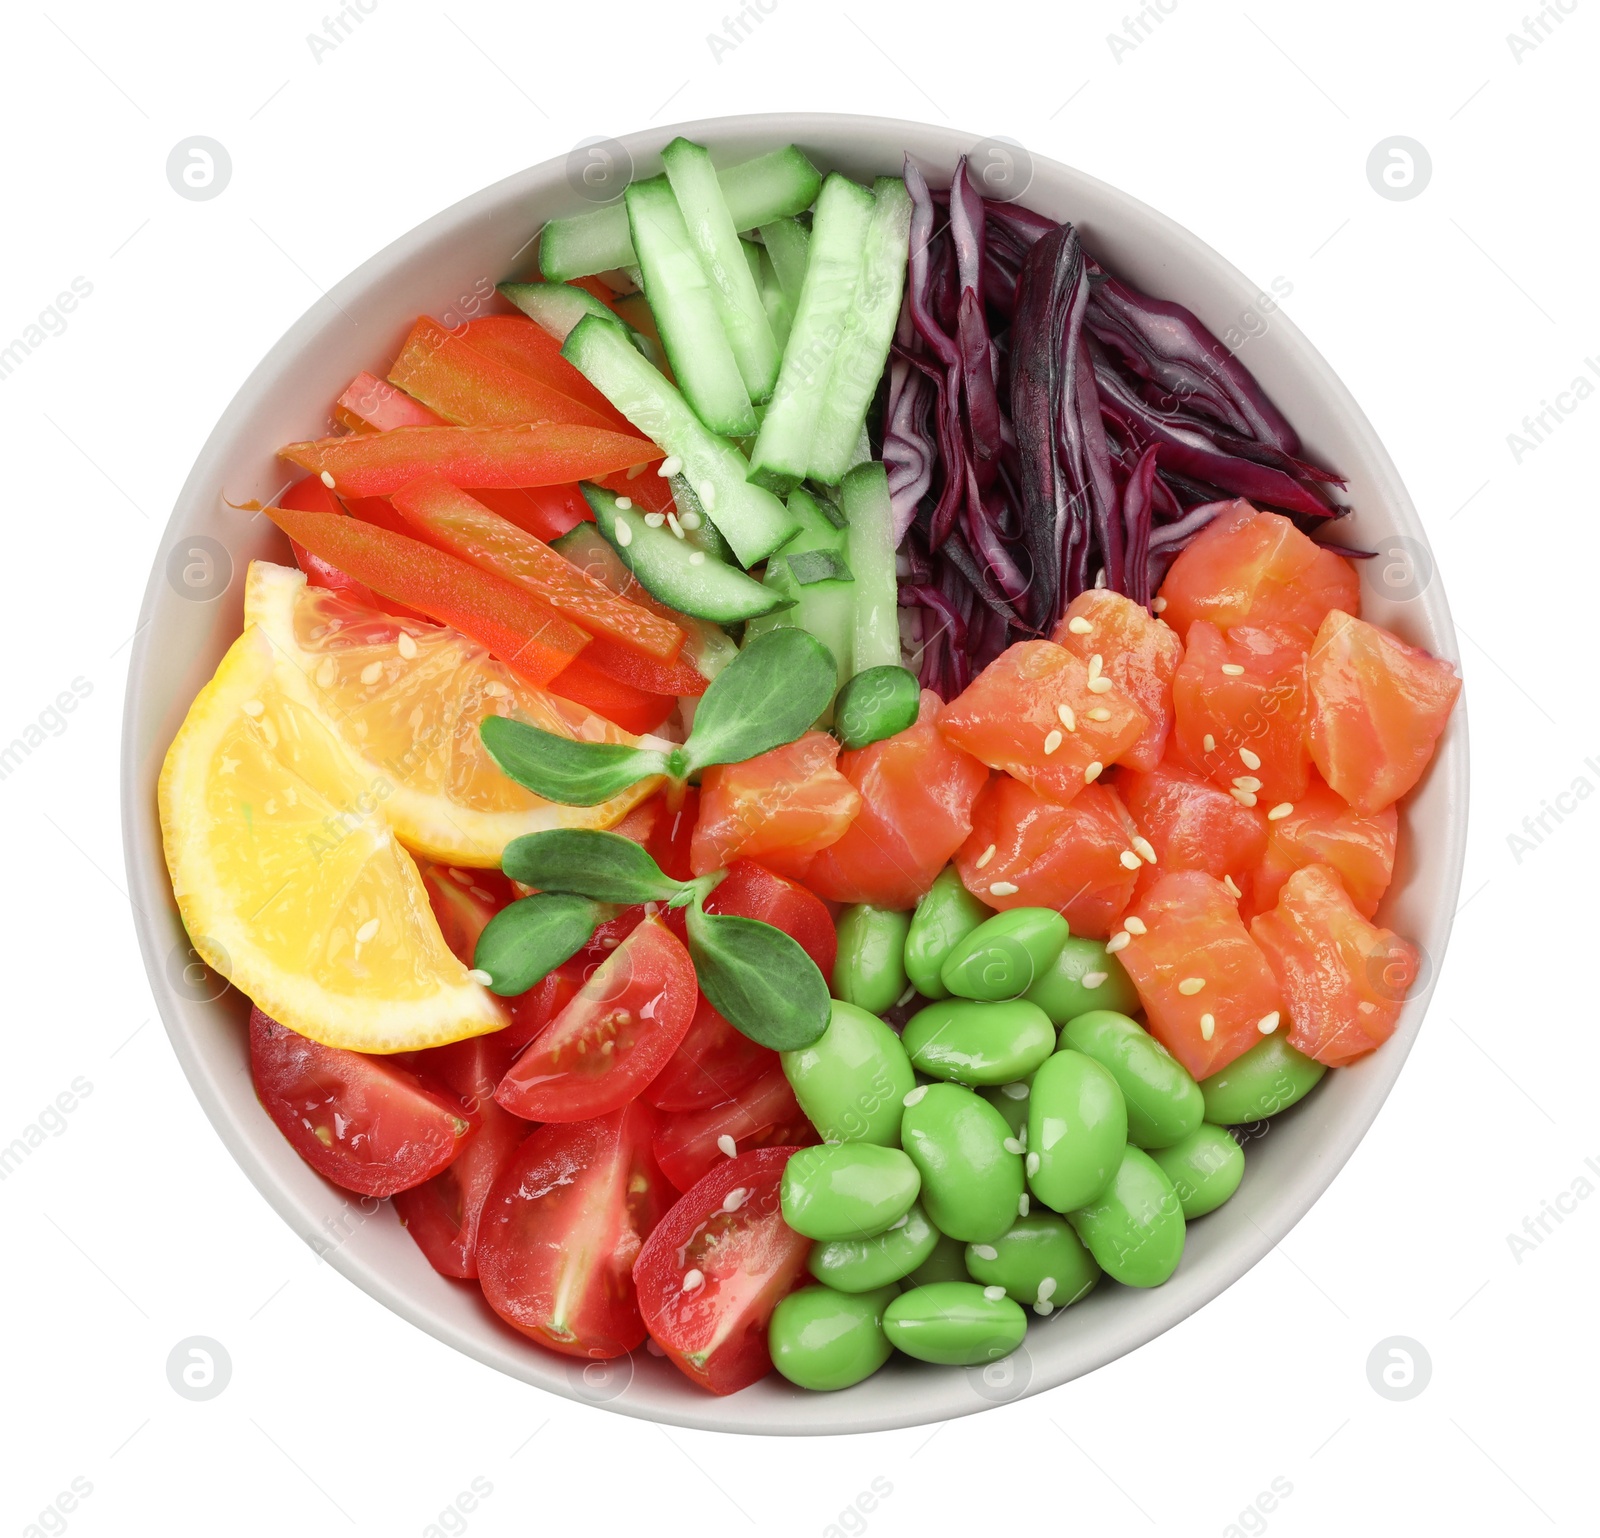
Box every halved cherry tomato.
[612,785,700,883]
[459,314,633,431]
[955,775,1142,937]
[652,1062,817,1191]
[248,1007,475,1198]
[547,653,679,734]
[418,861,516,966]
[476,1102,669,1358]
[335,370,446,432]
[1251,863,1418,1067]
[1305,609,1461,816]
[1116,871,1285,1080]
[806,692,989,909]
[468,485,593,543]
[1118,756,1267,901]
[494,916,697,1121]
[393,1032,532,1279]
[1243,773,1396,920]
[1052,590,1182,771]
[633,1145,812,1394]
[505,959,587,1055]
[1157,502,1360,638]
[690,731,862,879]
[642,994,777,1113]
[937,640,1147,807]
[1172,621,1312,805]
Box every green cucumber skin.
[626,175,756,438]
[758,217,811,309]
[662,137,781,403]
[745,239,794,351]
[748,174,877,495]
[498,281,661,366]
[540,146,823,281]
[841,461,901,675]
[561,315,797,566]
[581,483,789,625]
[808,177,913,484]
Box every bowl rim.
[121,109,1469,1435]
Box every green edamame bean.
[980,1079,1033,1139]
[902,999,1055,1086]
[883,1282,1028,1365]
[1026,1049,1127,1212]
[964,1212,1100,1313]
[1068,1145,1186,1287]
[1061,1009,1203,1150]
[808,1201,940,1292]
[905,1230,970,1286]
[903,867,992,1001]
[832,905,912,1015]
[940,907,1070,1002]
[1199,1034,1326,1125]
[782,999,915,1146]
[1024,935,1140,1023]
[1149,1124,1245,1219]
[835,665,922,749]
[900,1083,1025,1243]
[781,1143,921,1241]
[769,1284,897,1391]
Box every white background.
[2,1,1595,1533]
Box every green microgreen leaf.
[501,829,689,906]
[681,627,838,776]
[471,894,606,996]
[788,548,853,586]
[684,896,831,1051]
[480,715,670,806]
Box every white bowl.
[120,112,1469,1435]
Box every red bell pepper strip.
[389,316,621,434]
[335,371,446,432]
[459,315,632,429]
[580,634,709,699]
[277,421,660,498]
[548,654,679,735]
[389,476,686,663]
[277,478,428,623]
[264,505,590,688]
[468,485,592,542]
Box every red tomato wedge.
[1157,502,1360,638]
[806,692,989,909]
[1251,864,1418,1067]
[459,314,633,430]
[418,861,516,965]
[278,422,659,498]
[612,785,700,884]
[264,504,590,688]
[1172,621,1312,806]
[937,640,1148,806]
[389,315,623,434]
[665,859,838,978]
[955,776,1142,938]
[335,370,445,432]
[1244,773,1397,920]
[494,916,697,1122]
[248,1007,475,1199]
[546,655,680,735]
[1118,757,1267,902]
[393,1032,532,1279]
[1305,609,1462,816]
[1051,590,1182,771]
[690,731,862,879]
[505,959,587,1056]
[652,1062,817,1192]
[476,1103,670,1359]
[390,476,685,662]
[1116,871,1285,1080]
[643,994,778,1114]
[633,1146,812,1395]
[468,484,593,543]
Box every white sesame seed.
[1085,762,1106,785]
[1104,932,1131,954]
[1057,703,1077,732]
[1082,971,1108,989]
[241,699,265,717]
[688,551,706,566]
[895,982,917,1008]
[360,661,383,685]
[1087,706,1112,721]
[1199,1013,1215,1041]
[1232,776,1262,792]
[679,510,702,529]
[681,1268,705,1292]
[1223,875,1243,899]
[989,881,1019,897]
[1258,1011,1281,1035]
[1033,1300,1055,1316]
[449,868,473,885]
[721,1186,748,1212]
[1231,788,1258,807]
[355,918,380,943]
[972,1245,999,1261]
[1132,836,1157,864]
[1037,1276,1058,1302]
[1239,747,1262,770]
[1087,653,1103,679]
[658,454,683,477]
[975,843,996,870]
[1268,802,1294,821]
[1043,729,1064,756]
[1003,1137,1024,1155]
[319,470,336,488]
[1177,976,1205,995]
[1067,616,1094,635]
[1087,676,1114,694]
[467,968,493,986]
[1024,1153,1041,1178]
[1123,915,1147,935]
[667,512,685,539]
[1151,597,1168,613]
[1203,734,1216,752]
[1221,663,1246,676]
[644,512,666,528]
[698,480,717,510]
[615,520,633,547]
[1001,1080,1030,1100]
[1119,850,1142,871]
[616,497,633,511]
[1017,1194,1030,1217]
[983,1284,1008,1305]
[470,886,495,903]
[716,1134,737,1158]
[903,1085,929,1108]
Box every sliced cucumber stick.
[497,281,662,368]
[626,175,755,437]
[662,137,781,403]
[758,216,811,308]
[744,239,793,350]
[562,315,798,566]
[581,484,788,625]
[540,146,823,281]
[841,461,901,674]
